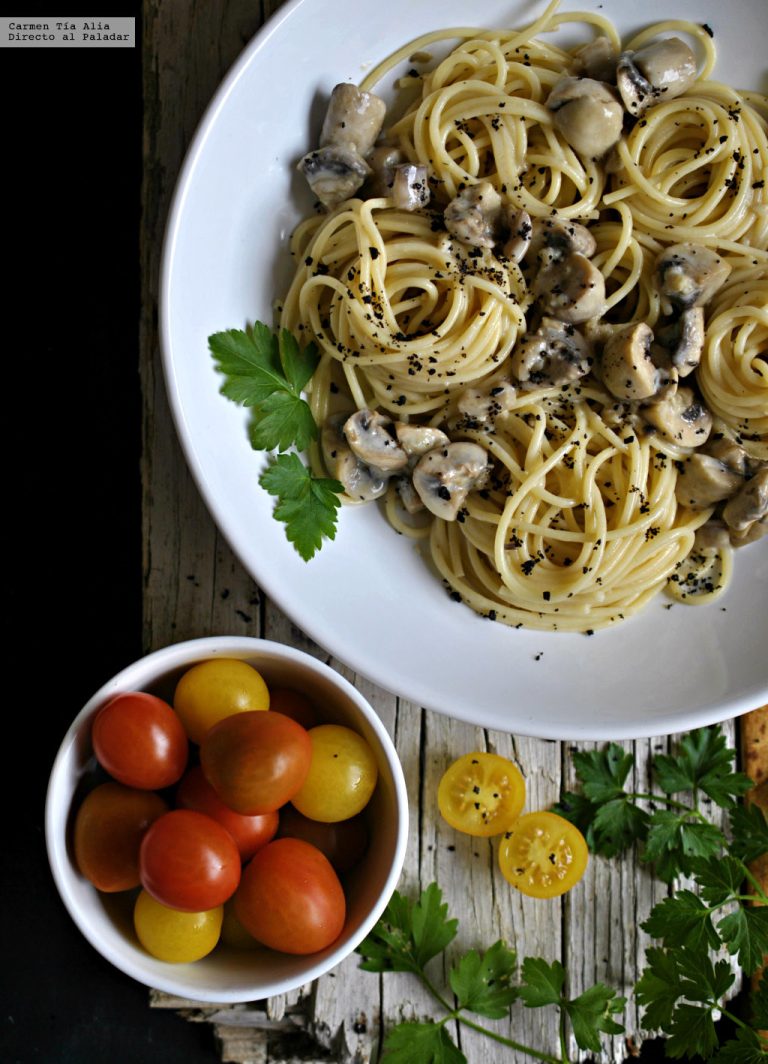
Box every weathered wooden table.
[140,4,759,1061]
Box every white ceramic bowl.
[45,636,408,1003]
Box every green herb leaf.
[690,854,747,904]
[730,803,768,864]
[717,905,768,976]
[357,884,458,976]
[653,726,753,810]
[564,983,626,1053]
[411,883,460,968]
[665,1002,719,1060]
[635,946,683,1031]
[382,1022,466,1064]
[518,957,565,1007]
[209,324,319,452]
[449,941,518,1018]
[555,745,648,857]
[574,744,635,803]
[643,810,725,882]
[259,453,342,561]
[751,971,768,1030]
[641,890,720,953]
[709,1027,768,1064]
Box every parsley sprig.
[357,883,625,1063]
[209,323,343,559]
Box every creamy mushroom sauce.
[279,3,767,631]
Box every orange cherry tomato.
[176,765,278,861]
[498,811,588,898]
[438,752,526,837]
[277,805,368,873]
[74,782,168,892]
[92,691,188,790]
[139,809,241,911]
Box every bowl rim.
[45,635,409,1002]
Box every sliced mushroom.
[319,84,387,157]
[693,520,731,554]
[511,318,592,389]
[654,307,705,377]
[533,250,606,323]
[412,442,492,521]
[390,163,431,210]
[722,467,768,536]
[321,414,389,501]
[444,181,503,248]
[730,516,767,547]
[526,215,597,262]
[502,208,532,263]
[364,144,406,197]
[298,146,371,208]
[546,76,624,158]
[674,453,745,509]
[396,475,426,515]
[640,386,712,447]
[654,244,732,315]
[456,380,517,424]
[572,37,618,83]
[343,409,409,473]
[704,435,762,477]
[394,422,450,457]
[616,38,697,117]
[600,322,664,401]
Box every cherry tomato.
[200,710,312,816]
[268,687,319,730]
[437,752,526,837]
[498,811,588,898]
[234,838,345,955]
[139,809,241,911]
[176,765,278,861]
[173,658,270,744]
[74,782,168,892]
[91,691,188,790]
[134,890,223,963]
[291,724,377,823]
[277,805,368,873]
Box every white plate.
[161,0,768,740]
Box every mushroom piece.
[640,386,712,447]
[321,414,389,501]
[394,422,450,457]
[572,37,619,83]
[704,435,762,477]
[654,307,705,377]
[654,244,732,315]
[600,322,667,401]
[526,215,597,262]
[693,520,731,554]
[533,250,606,323]
[674,453,745,509]
[456,380,517,425]
[616,38,697,117]
[319,84,387,157]
[412,442,492,521]
[298,146,371,209]
[396,475,426,515]
[722,467,768,536]
[390,163,431,211]
[444,181,503,248]
[502,208,533,263]
[546,76,624,158]
[364,144,406,197]
[511,317,592,389]
[343,409,409,473]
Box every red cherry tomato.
[139,809,241,911]
[234,838,346,954]
[268,687,319,730]
[92,691,188,790]
[277,806,368,873]
[200,711,312,815]
[74,782,168,892]
[176,766,279,861]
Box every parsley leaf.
[690,854,746,904]
[641,891,720,953]
[643,810,725,882]
[717,905,768,976]
[653,727,753,809]
[709,1027,768,1064]
[556,745,649,857]
[635,946,683,1030]
[730,802,768,864]
[449,941,518,1018]
[519,958,624,1052]
[382,1022,466,1064]
[259,453,342,561]
[357,883,458,975]
[518,957,565,1006]
[665,1002,720,1060]
[209,325,319,452]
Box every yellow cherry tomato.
[437,752,526,837]
[133,890,223,962]
[498,811,588,898]
[291,724,378,823]
[173,658,270,744]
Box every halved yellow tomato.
[437,752,526,837]
[498,811,588,898]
